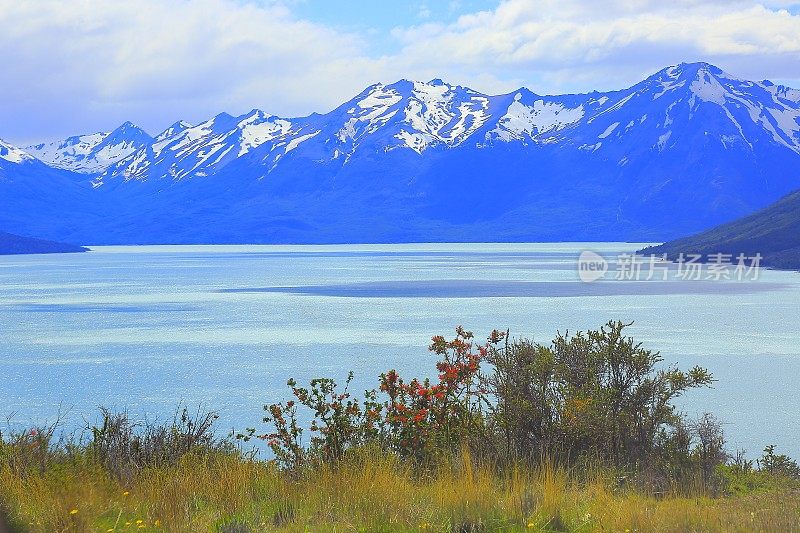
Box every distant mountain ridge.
[26,121,153,174]
[1,62,800,245]
[641,189,800,270]
[0,139,34,164]
[0,231,87,255]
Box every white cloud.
[393,0,800,92]
[1,0,799,144]
[0,0,389,142]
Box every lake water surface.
[2,244,799,457]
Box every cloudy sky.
[2,0,800,144]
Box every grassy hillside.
[640,189,800,269]
[0,231,87,255]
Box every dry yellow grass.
[2,450,799,532]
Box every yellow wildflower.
[69,509,78,515]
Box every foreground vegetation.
[2,321,799,532]
[3,448,800,532]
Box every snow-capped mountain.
[95,111,305,187]
[0,138,34,165]
[4,62,800,245]
[26,121,153,174]
[0,138,97,242]
[96,79,608,184]
[83,63,800,187]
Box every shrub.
[482,338,560,461]
[483,320,716,472]
[89,406,230,481]
[242,326,506,468]
[238,372,381,470]
[253,320,722,486]
[758,445,800,479]
[380,326,504,461]
[691,413,729,485]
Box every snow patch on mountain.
[391,81,490,150]
[0,139,33,164]
[598,122,620,139]
[690,73,727,105]
[443,98,491,144]
[284,130,320,153]
[405,81,453,135]
[155,121,192,143]
[26,133,106,171]
[329,80,493,154]
[657,130,672,151]
[336,86,402,143]
[238,113,293,157]
[766,107,800,148]
[395,130,435,154]
[491,95,585,141]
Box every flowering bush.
[243,327,506,467]
[380,326,506,460]
[238,371,383,470]
[249,321,720,482]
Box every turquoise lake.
[2,243,799,458]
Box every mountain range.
[2,62,800,245]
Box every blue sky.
[290,1,497,34]
[1,0,799,144]
[282,0,501,59]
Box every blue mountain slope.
[0,230,87,255]
[640,188,800,269]
[3,62,800,244]
[0,139,105,241]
